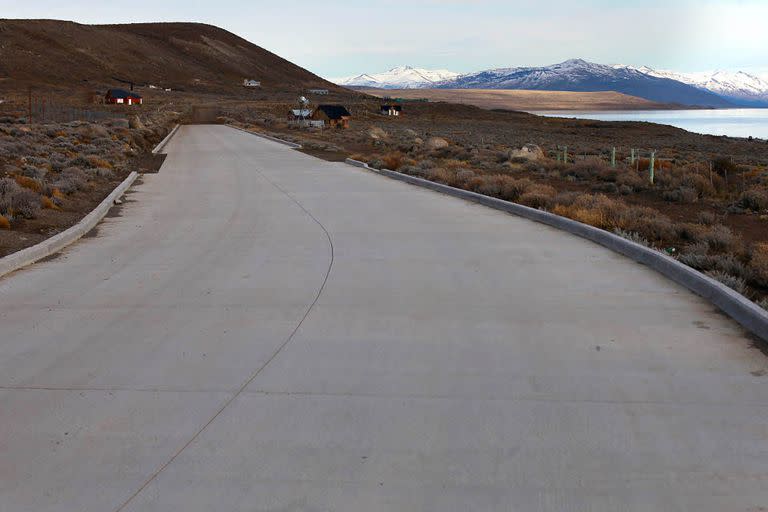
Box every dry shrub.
[696,211,718,225]
[41,196,58,210]
[572,208,606,228]
[616,170,647,191]
[13,175,42,193]
[682,173,716,198]
[701,225,737,252]
[750,243,768,287]
[499,177,532,201]
[441,158,469,171]
[706,270,748,295]
[426,167,454,185]
[637,158,672,172]
[567,157,610,180]
[382,152,404,170]
[518,184,556,209]
[737,189,768,212]
[0,214,9,230]
[455,169,475,183]
[85,155,113,169]
[663,186,698,203]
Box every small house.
[105,89,142,105]
[381,104,402,116]
[312,105,351,129]
[243,79,261,88]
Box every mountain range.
[333,60,768,107]
[334,66,459,89]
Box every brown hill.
[357,88,676,111]
[0,19,336,93]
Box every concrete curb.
[346,158,768,344]
[228,125,303,148]
[152,124,180,154]
[0,171,139,280]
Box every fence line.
[27,96,126,124]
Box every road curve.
[0,125,766,511]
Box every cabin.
[308,88,329,95]
[381,104,402,116]
[105,89,143,105]
[312,105,351,129]
[243,79,261,88]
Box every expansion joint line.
[113,144,334,512]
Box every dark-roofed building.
[312,104,351,129]
[381,104,402,116]
[105,89,143,105]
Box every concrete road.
[1,125,766,512]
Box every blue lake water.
[533,108,768,139]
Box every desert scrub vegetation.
[0,116,151,228]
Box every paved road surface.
[1,125,766,511]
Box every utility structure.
[649,150,656,184]
[611,147,616,168]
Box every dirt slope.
[0,19,336,93]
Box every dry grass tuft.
[13,175,42,193]
[382,152,405,170]
[41,196,58,210]
[0,214,10,230]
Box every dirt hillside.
[357,88,675,111]
[0,19,337,93]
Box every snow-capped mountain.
[333,65,460,89]
[615,65,768,106]
[436,59,732,107]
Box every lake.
[532,108,768,139]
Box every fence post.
[563,146,568,164]
[611,147,616,168]
[649,150,656,184]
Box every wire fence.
[27,96,127,124]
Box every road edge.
[152,124,180,154]
[0,171,139,279]
[346,158,768,344]
[227,125,303,148]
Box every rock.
[413,137,424,145]
[403,128,418,138]
[128,115,145,130]
[368,127,388,140]
[425,137,449,150]
[509,143,544,161]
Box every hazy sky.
[2,0,766,77]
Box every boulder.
[368,127,388,140]
[509,143,544,161]
[128,115,145,130]
[425,137,449,150]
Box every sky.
[1,0,767,78]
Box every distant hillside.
[357,88,673,111]
[440,60,732,108]
[0,19,336,92]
